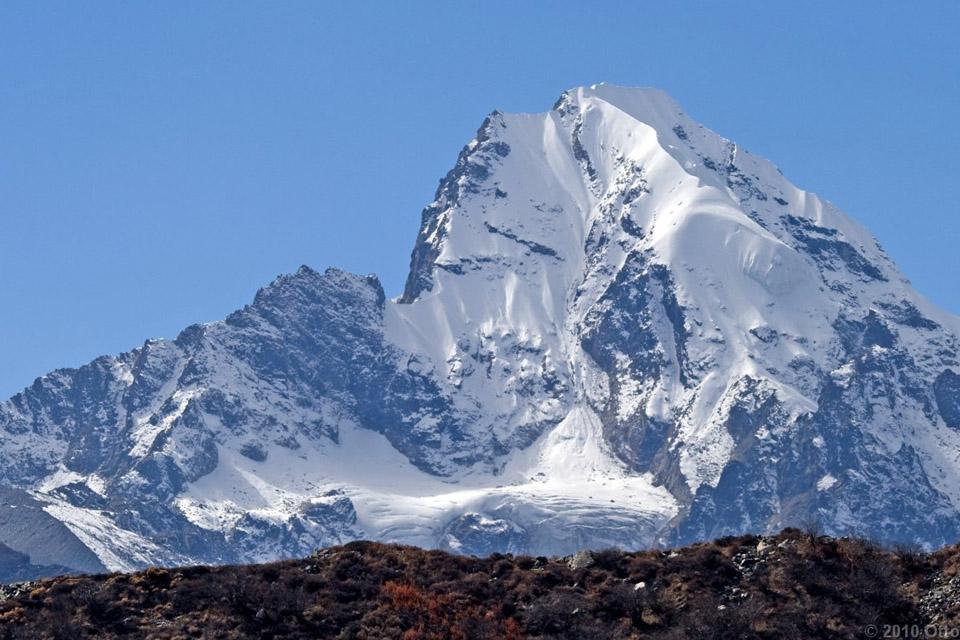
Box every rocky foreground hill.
[3,530,960,639]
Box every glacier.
[2,84,960,577]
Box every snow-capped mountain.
[3,84,960,577]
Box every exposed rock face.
[1,84,959,578]
[439,513,528,557]
[936,370,960,428]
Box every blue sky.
[1,1,958,398]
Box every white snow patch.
[817,474,838,491]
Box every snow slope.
[2,85,959,576]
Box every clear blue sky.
[1,2,958,398]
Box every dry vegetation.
[2,529,960,639]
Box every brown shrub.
[0,529,941,639]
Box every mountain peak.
[2,87,959,577]
[555,83,684,119]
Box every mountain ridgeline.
[1,85,959,579]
